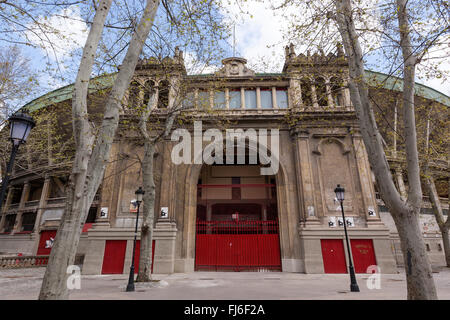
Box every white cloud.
[219,0,448,96]
[25,6,89,63]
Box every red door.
[321,239,347,273]
[101,240,127,274]
[37,230,57,255]
[351,239,377,273]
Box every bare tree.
[0,46,38,120]
[271,0,448,299]
[38,0,160,300]
[332,0,439,299]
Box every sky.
[7,0,450,108]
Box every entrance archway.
[181,138,293,273]
[194,162,281,271]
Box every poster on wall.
[130,200,138,213]
[100,207,108,218]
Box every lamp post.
[334,184,360,292]
[126,187,145,292]
[0,112,35,214]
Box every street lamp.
[126,186,145,292]
[334,184,360,292]
[0,112,35,213]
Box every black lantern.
[0,112,35,215]
[135,187,144,203]
[334,184,345,202]
[334,184,360,292]
[126,187,145,292]
[9,112,36,146]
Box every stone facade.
[0,45,448,275]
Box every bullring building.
[0,45,448,275]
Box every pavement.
[0,266,449,300]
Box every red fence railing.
[195,220,281,272]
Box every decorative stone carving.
[215,57,255,77]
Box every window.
[315,78,328,106]
[229,89,241,109]
[86,207,97,223]
[232,177,241,200]
[143,80,155,108]
[260,89,273,109]
[330,77,344,106]
[198,89,210,109]
[128,81,141,108]
[158,80,170,108]
[276,88,288,108]
[183,91,195,108]
[214,91,226,109]
[301,78,312,106]
[4,214,16,233]
[21,212,36,232]
[244,89,257,109]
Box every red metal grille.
[195,220,281,272]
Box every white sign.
[328,216,336,227]
[337,217,354,227]
[100,207,108,218]
[160,207,169,218]
[45,237,54,249]
[368,207,376,217]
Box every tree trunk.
[38,0,160,300]
[136,141,156,282]
[391,207,437,299]
[424,174,450,267]
[334,0,437,299]
[442,228,450,267]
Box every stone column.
[13,181,30,233]
[0,188,13,231]
[311,84,319,108]
[342,80,351,107]
[272,87,277,109]
[352,133,383,225]
[293,129,320,226]
[325,79,334,108]
[32,177,51,254]
[395,168,407,200]
[256,87,261,110]
[241,88,246,109]
[289,77,302,108]
[153,220,178,274]
[158,140,174,221]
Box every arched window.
[128,81,141,108]
[300,78,312,106]
[315,77,328,106]
[158,80,170,109]
[143,80,155,108]
[330,77,345,107]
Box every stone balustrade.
[0,255,48,269]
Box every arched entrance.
[194,163,281,271]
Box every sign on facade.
[160,207,168,218]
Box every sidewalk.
[0,267,449,300]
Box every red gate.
[195,220,281,271]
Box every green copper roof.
[364,70,450,107]
[23,73,117,113]
[22,70,449,112]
